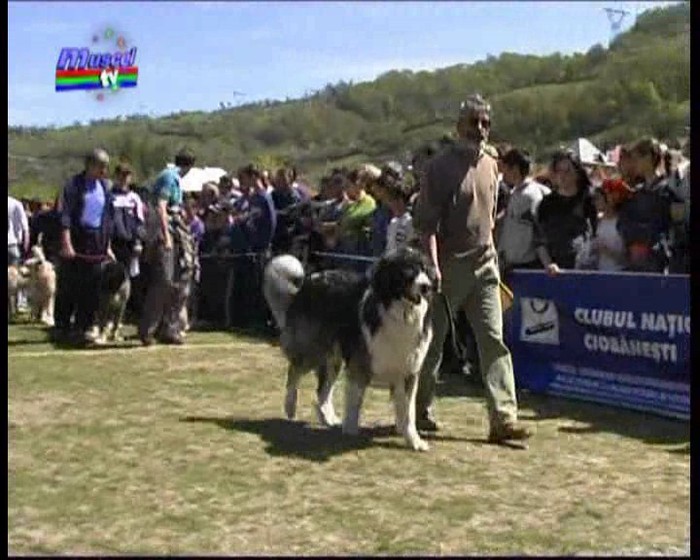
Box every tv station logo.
[54,27,138,101]
[55,46,138,92]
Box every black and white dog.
[263,248,437,451]
[95,260,131,344]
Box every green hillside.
[8,3,690,200]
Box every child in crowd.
[592,178,633,272]
[384,180,415,255]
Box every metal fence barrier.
[195,250,378,330]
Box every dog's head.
[371,248,437,308]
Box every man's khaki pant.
[416,254,518,429]
[138,245,187,341]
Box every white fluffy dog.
[23,246,57,327]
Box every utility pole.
[603,7,630,45]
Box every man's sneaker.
[488,423,532,444]
[417,416,440,433]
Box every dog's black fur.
[100,260,130,294]
[95,260,131,342]
[282,268,368,370]
[265,248,438,446]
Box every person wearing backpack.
[110,162,146,320]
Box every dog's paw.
[407,436,430,452]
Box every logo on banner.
[520,297,560,345]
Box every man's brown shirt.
[414,141,499,262]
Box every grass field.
[8,323,690,555]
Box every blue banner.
[507,270,690,421]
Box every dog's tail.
[263,254,305,329]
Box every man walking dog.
[53,148,115,345]
[413,94,531,445]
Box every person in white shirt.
[497,148,551,277]
[8,195,30,312]
[384,180,414,254]
[592,178,634,272]
[8,195,29,266]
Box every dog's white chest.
[363,299,432,382]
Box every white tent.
[569,138,615,168]
[178,166,228,192]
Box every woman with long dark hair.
[535,150,598,274]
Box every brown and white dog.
[23,246,57,326]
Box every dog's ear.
[371,258,403,306]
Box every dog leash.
[71,253,112,264]
[437,291,468,366]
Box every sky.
[8,1,680,129]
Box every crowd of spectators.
[9,133,691,333]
